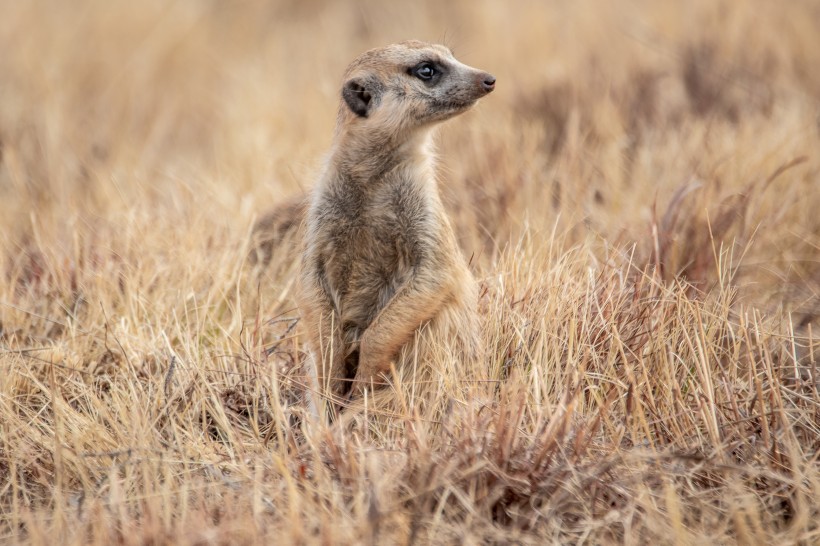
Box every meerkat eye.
[412,62,437,81]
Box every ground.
[1,0,818,544]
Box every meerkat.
[288,41,495,411]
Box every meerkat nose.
[481,73,496,93]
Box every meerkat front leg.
[298,276,347,411]
[354,273,451,392]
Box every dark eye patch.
[408,61,444,84]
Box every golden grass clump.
[1,0,819,543]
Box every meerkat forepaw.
[350,371,373,396]
[350,363,391,397]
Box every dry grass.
[1,0,819,544]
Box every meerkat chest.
[314,177,436,325]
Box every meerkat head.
[337,41,495,141]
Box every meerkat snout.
[480,73,496,92]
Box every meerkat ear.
[342,79,374,117]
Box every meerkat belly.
[316,177,433,338]
[322,221,417,334]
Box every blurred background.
[1,3,819,541]
[1,0,818,318]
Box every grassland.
[1,0,819,543]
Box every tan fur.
[267,41,495,411]
[249,195,307,268]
